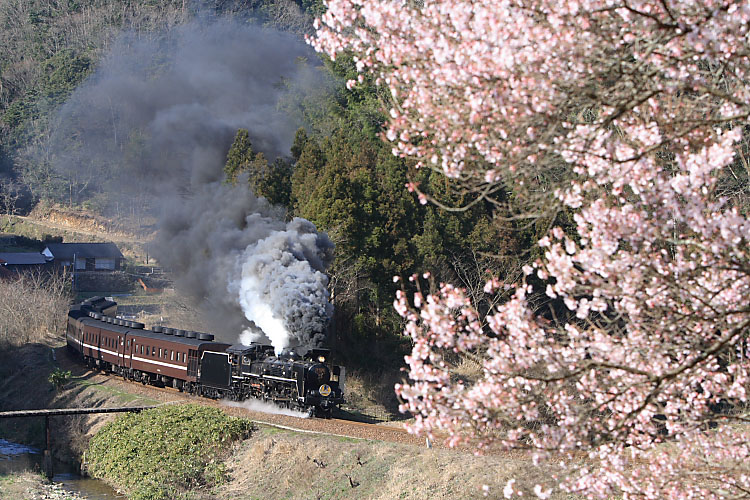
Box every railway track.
[56,346,430,448]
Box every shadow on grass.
[334,406,410,424]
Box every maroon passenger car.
[66,298,229,393]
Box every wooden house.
[42,243,124,271]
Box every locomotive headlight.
[319,384,332,397]
[317,355,326,363]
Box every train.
[66,296,345,417]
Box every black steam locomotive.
[66,297,344,417]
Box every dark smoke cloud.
[52,20,319,195]
[234,217,334,352]
[50,19,335,349]
[157,180,334,350]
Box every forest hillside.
[0,0,532,394]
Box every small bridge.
[0,406,159,478]
[0,406,157,419]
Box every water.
[0,438,40,474]
[53,472,127,499]
[0,438,124,499]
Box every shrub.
[86,404,254,500]
[48,368,71,390]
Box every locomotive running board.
[262,375,297,383]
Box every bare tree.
[0,269,71,346]
[0,179,20,226]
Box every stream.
[0,438,125,499]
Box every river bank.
[0,471,87,500]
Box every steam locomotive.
[66,297,344,417]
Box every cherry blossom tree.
[313,1,750,498]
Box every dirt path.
[12,215,143,245]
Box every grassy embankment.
[86,404,254,500]
[86,405,576,500]
[217,427,554,500]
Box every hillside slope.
[0,341,567,500]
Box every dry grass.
[117,289,208,332]
[219,428,580,500]
[338,351,484,422]
[0,270,71,347]
[451,352,485,384]
[342,370,407,420]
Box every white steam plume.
[232,218,334,354]
[222,398,311,419]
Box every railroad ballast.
[66,297,344,417]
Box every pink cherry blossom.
[314,1,750,498]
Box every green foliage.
[223,129,256,185]
[291,127,308,161]
[224,129,293,206]
[256,157,292,207]
[87,404,254,500]
[281,57,537,371]
[2,50,91,148]
[0,232,46,251]
[41,50,92,103]
[48,368,71,390]
[299,0,326,16]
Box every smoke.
[235,218,334,353]
[51,20,322,196]
[158,182,333,351]
[49,18,335,350]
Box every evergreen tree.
[256,158,292,207]
[223,129,254,185]
[290,127,308,162]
